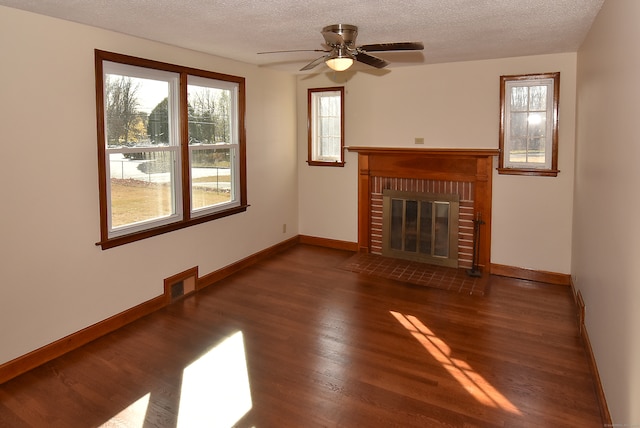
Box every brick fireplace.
[348,147,498,276]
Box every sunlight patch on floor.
[390,311,521,415]
[99,331,253,427]
[99,393,150,427]
[178,330,253,427]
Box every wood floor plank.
[0,244,602,427]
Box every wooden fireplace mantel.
[347,146,499,156]
[347,146,499,275]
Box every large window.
[307,87,345,166]
[498,72,560,176]
[95,50,246,249]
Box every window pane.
[510,86,529,111]
[187,84,232,145]
[528,112,546,135]
[191,147,233,211]
[320,94,339,116]
[109,150,177,229]
[104,74,170,147]
[508,137,527,163]
[509,111,527,163]
[510,112,528,137]
[528,137,546,163]
[528,113,547,164]
[529,85,547,111]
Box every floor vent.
[164,267,198,303]
[171,281,185,300]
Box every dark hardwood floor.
[0,244,602,427]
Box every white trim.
[503,78,554,170]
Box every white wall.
[297,53,577,274]
[575,0,640,423]
[0,6,298,365]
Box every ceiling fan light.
[326,56,354,71]
[325,46,354,71]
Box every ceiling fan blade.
[300,55,329,71]
[258,49,328,54]
[355,52,389,69]
[359,42,424,52]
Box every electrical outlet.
[283,223,287,233]
[414,137,424,144]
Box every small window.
[95,50,247,249]
[498,72,560,176]
[307,87,345,166]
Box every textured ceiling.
[0,0,604,73]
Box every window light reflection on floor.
[100,393,151,427]
[178,330,253,427]
[98,331,253,428]
[389,311,521,415]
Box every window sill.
[307,160,345,167]
[96,204,249,250]
[497,167,559,177]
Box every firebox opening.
[382,190,459,268]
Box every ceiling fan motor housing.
[322,24,358,47]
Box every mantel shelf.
[347,146,500,157]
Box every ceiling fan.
[258,24,424,72]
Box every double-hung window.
[95,50,246,249]
[307,87,345,166]
[498,72,560,176]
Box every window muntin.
[96,50,246,249]
[499,72,559,176]
[307,87,345,166]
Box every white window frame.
[498,72,560,177]
[307,87,345,166]
[187,75,241,218]
[103,62,183,237]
